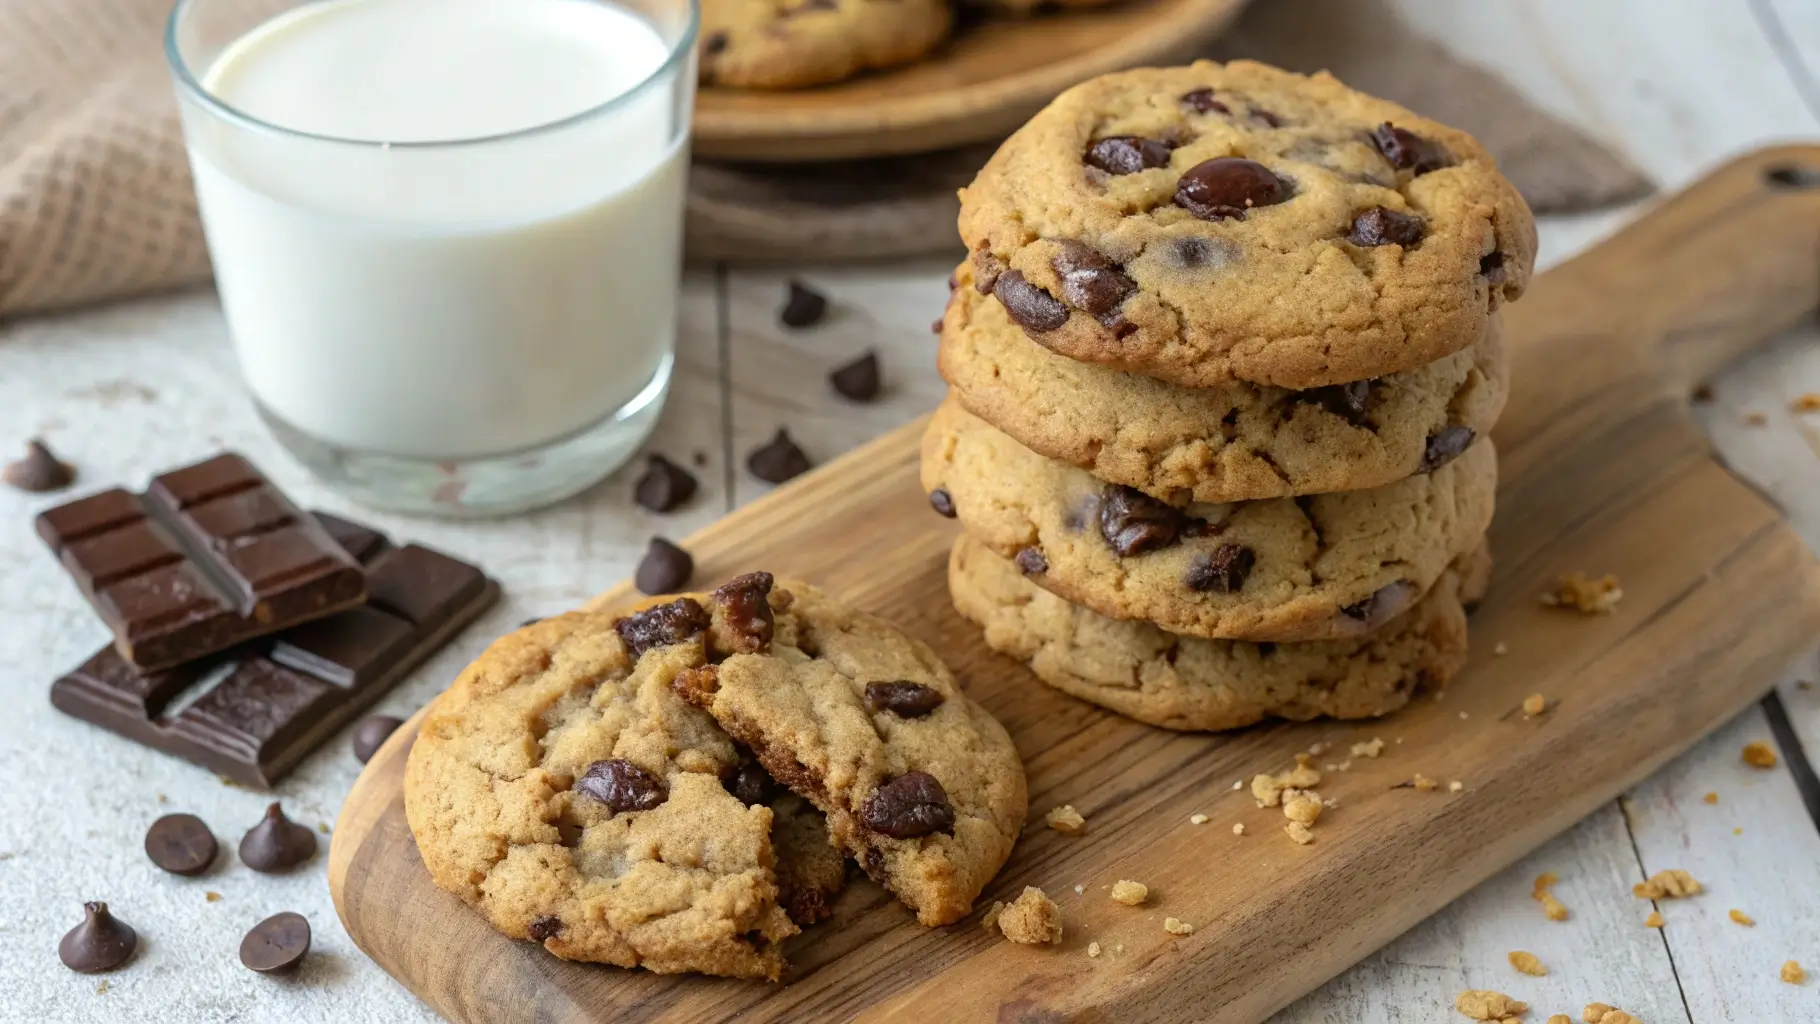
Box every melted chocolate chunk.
[1480,251,1507,285]
[972,247,1004,294]
[574,759,668,812]
[993,270,1070,334]
[1418,427,1475,472]
[528,915,564,941]
[859,771,956,839]
[1098,486,1185,557]
[1349,207,1426,247]
[1368,123,1450,175]
[864,681,946,718]
[1176,158,1291,221]
[1302,380,1376,426]
[1051,240,1135,319]
[1014,547,1048,575]
[1184,544,1256,593]
[1084,136,1174,175]
[1180,88,1229,114]
[613,597,710,658]
[729,761,776,806]
[712,571,776,654]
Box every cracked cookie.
[938,260,1509,504]
[921,398,1496,642]
[672,573,1026,927]
[699,0,952,89]
[957,59,1536,389]
[950,533,1489,730]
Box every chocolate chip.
[634,454,698,513]
[1418,426,1475,472]
[928,487,956,518]
[1303,380,1376,426]
[1051,241,1135,319]
[1167,235,1237,270]
[1084,136,1174,175]
[575,758,668,812]
[1098,485,1185,557]
[239,912,310,973]
[1349,207,1425,247]
[1014,547,1048,575]
[59,902,136,973]
[704,31,729,55]
[829,351,882,402]
[1176,158,1291,221]
[865,681,946,717]
[780,280,828,328]
[1250,108,1285,128]
[144,813,217,876]
[712,570,775,654]
[1180,88,1229,113]
[614,596,710,658]
[1368,122,1449,175]
[635,537,693,595]
[1184,544,1256,592]
[1480,251,1507,284]
[1342,580,1418,627]
[239,802,318,873]
[972,247,1005,294]
[1692,384,1716,403]
[992,270,1070,334]
[351,715,404,764]
[528,915,564,942]
[729,761,776,806]
[931,318,945,334]
[520,616,547,628]
[747,428,812,483]
[859,770,956,839]
[3,438,75,493]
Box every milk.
[178,0,689,461]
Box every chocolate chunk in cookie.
[575,758,668,812]
[1098,485,1185,557]
[865,681,946,717]
[1176,157,1291,221]
[1349,207,1425,247]
[860,771,956,839]
[614,597,711,658]
[1085,136,1173,175]
[993,270,1070,334]
[1185,544,1256,593]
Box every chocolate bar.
[36,453,367,672]
[50,512,499,788]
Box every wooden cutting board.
[329,148,1820,1023]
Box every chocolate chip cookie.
[921,398,1496,642]
[957,60,1536,389]
[673,573,1026,927]
[951,533,1490,730]
[938,260,1509,504]
[700,0,953,89]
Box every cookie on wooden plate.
[700,0,953,89]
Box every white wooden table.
[2,2,1818,1020]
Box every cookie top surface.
[939,261,1510,504]
[950,533,1489,731]
[672,573,1027,927]
[922,398,1497,642]
[957,60,1536,389]
[700,0,953,89]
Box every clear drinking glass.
[165,0,698,516]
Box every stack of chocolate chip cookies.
[924,60,1536,731]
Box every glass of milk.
[165,0,696,516]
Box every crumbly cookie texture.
[404,611,800,980]
[949,534,1488,730]
[770,791,847,925]
[990,887,1064,945]
[957,59,1535,389]
[938,261,1509,504]
[699,0,952,89]
[922,398,1496,642]
[672,573,1027,927]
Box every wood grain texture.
[328,148,1820,1023]
[692,0,1248,161]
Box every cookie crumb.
[205,891,221,903]
[1455,990,1528,1020]
[1541,572,1623,614]
[1532,872,1570,922]
[1087,941,1101,958]
[982,901,1004,933]
[1163,917,1193,936]
[1283,793,1323,826]
[1232,823,1246,836]
[1584,1005,1643,1024]
[1703,791,1718,804]
[1742,741,1778,769]
[993,887,1063,946]
[1745,411,1769,426]
[95,981,109,995]
[1189,813,1209,825]
[1306,741,1329,757]
[1073,885,1084,895]
[1782,960,1806,984]
[1231,780,1243,791]
[1633,868,1702,899]
[1046,804,1086,834]
[1493,641,1509,656]
[1413,773,1440,792]
[1351,738,1385,758]
[1521,693,1547,717]
[1252,759,1322,806]
[1449,780,1465,793]
[1285,821,1315,845]
[1790,393,1820,413]
[1110,880,1148,906]
[1729,908,1754,926]
[1644,910,1665,928]
[1507,950,1546,976]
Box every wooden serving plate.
[330,149,1820,1023]
[692,0,1250,162]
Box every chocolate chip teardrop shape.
[1368,122,1450,175]
[574,758,668,813]
[1175,158,1291,221]
[1050,241,1135,319]
[860,770,956,839]
[1084,136,1173,175]
[1348,207,1426,247]
[993,270,1070,333]
[59,902,137,973]
[238,802,319,873]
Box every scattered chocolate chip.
[1084,136,1174,175]
[1692,384,1716,403]
[928,487,956,518]
[575,758,668,812]
[1184,544,1256,592]
[1176,158,1291,221]
[3,439,75,493]
[859,770,956,839]
[351,715,405,764]
[704,31,729,55]
[239,912,310,973]
[528,915,564,942]
[1480,251,1507,284]
[1349,207,1426,247]
[1249,108,1284,128]
[1014,547,1048,575]
[1342,580,1418,627]
[1418,426,1475,472]
[865,681,946,717]
[729,761,776,806]
[239,803,318,873]
[1098,485,1185,557]
[712,571,775,654]
[1167,235,1238,271]
[780,280,828,328]
[829,351,882,402]
[1368,122,1449,175]
[1180,88,1229,114]
[993,270,1070,334]
[930,318,945,335]
[1051,241,1135,319]
[59,903,136,973]
[635,537,693,595]
[747,428,812,484]
[144,813,217,876]
[614,596,710,658]
[1303,380,1375,426]
[634,454,698,513]
[972,247,1005,294]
